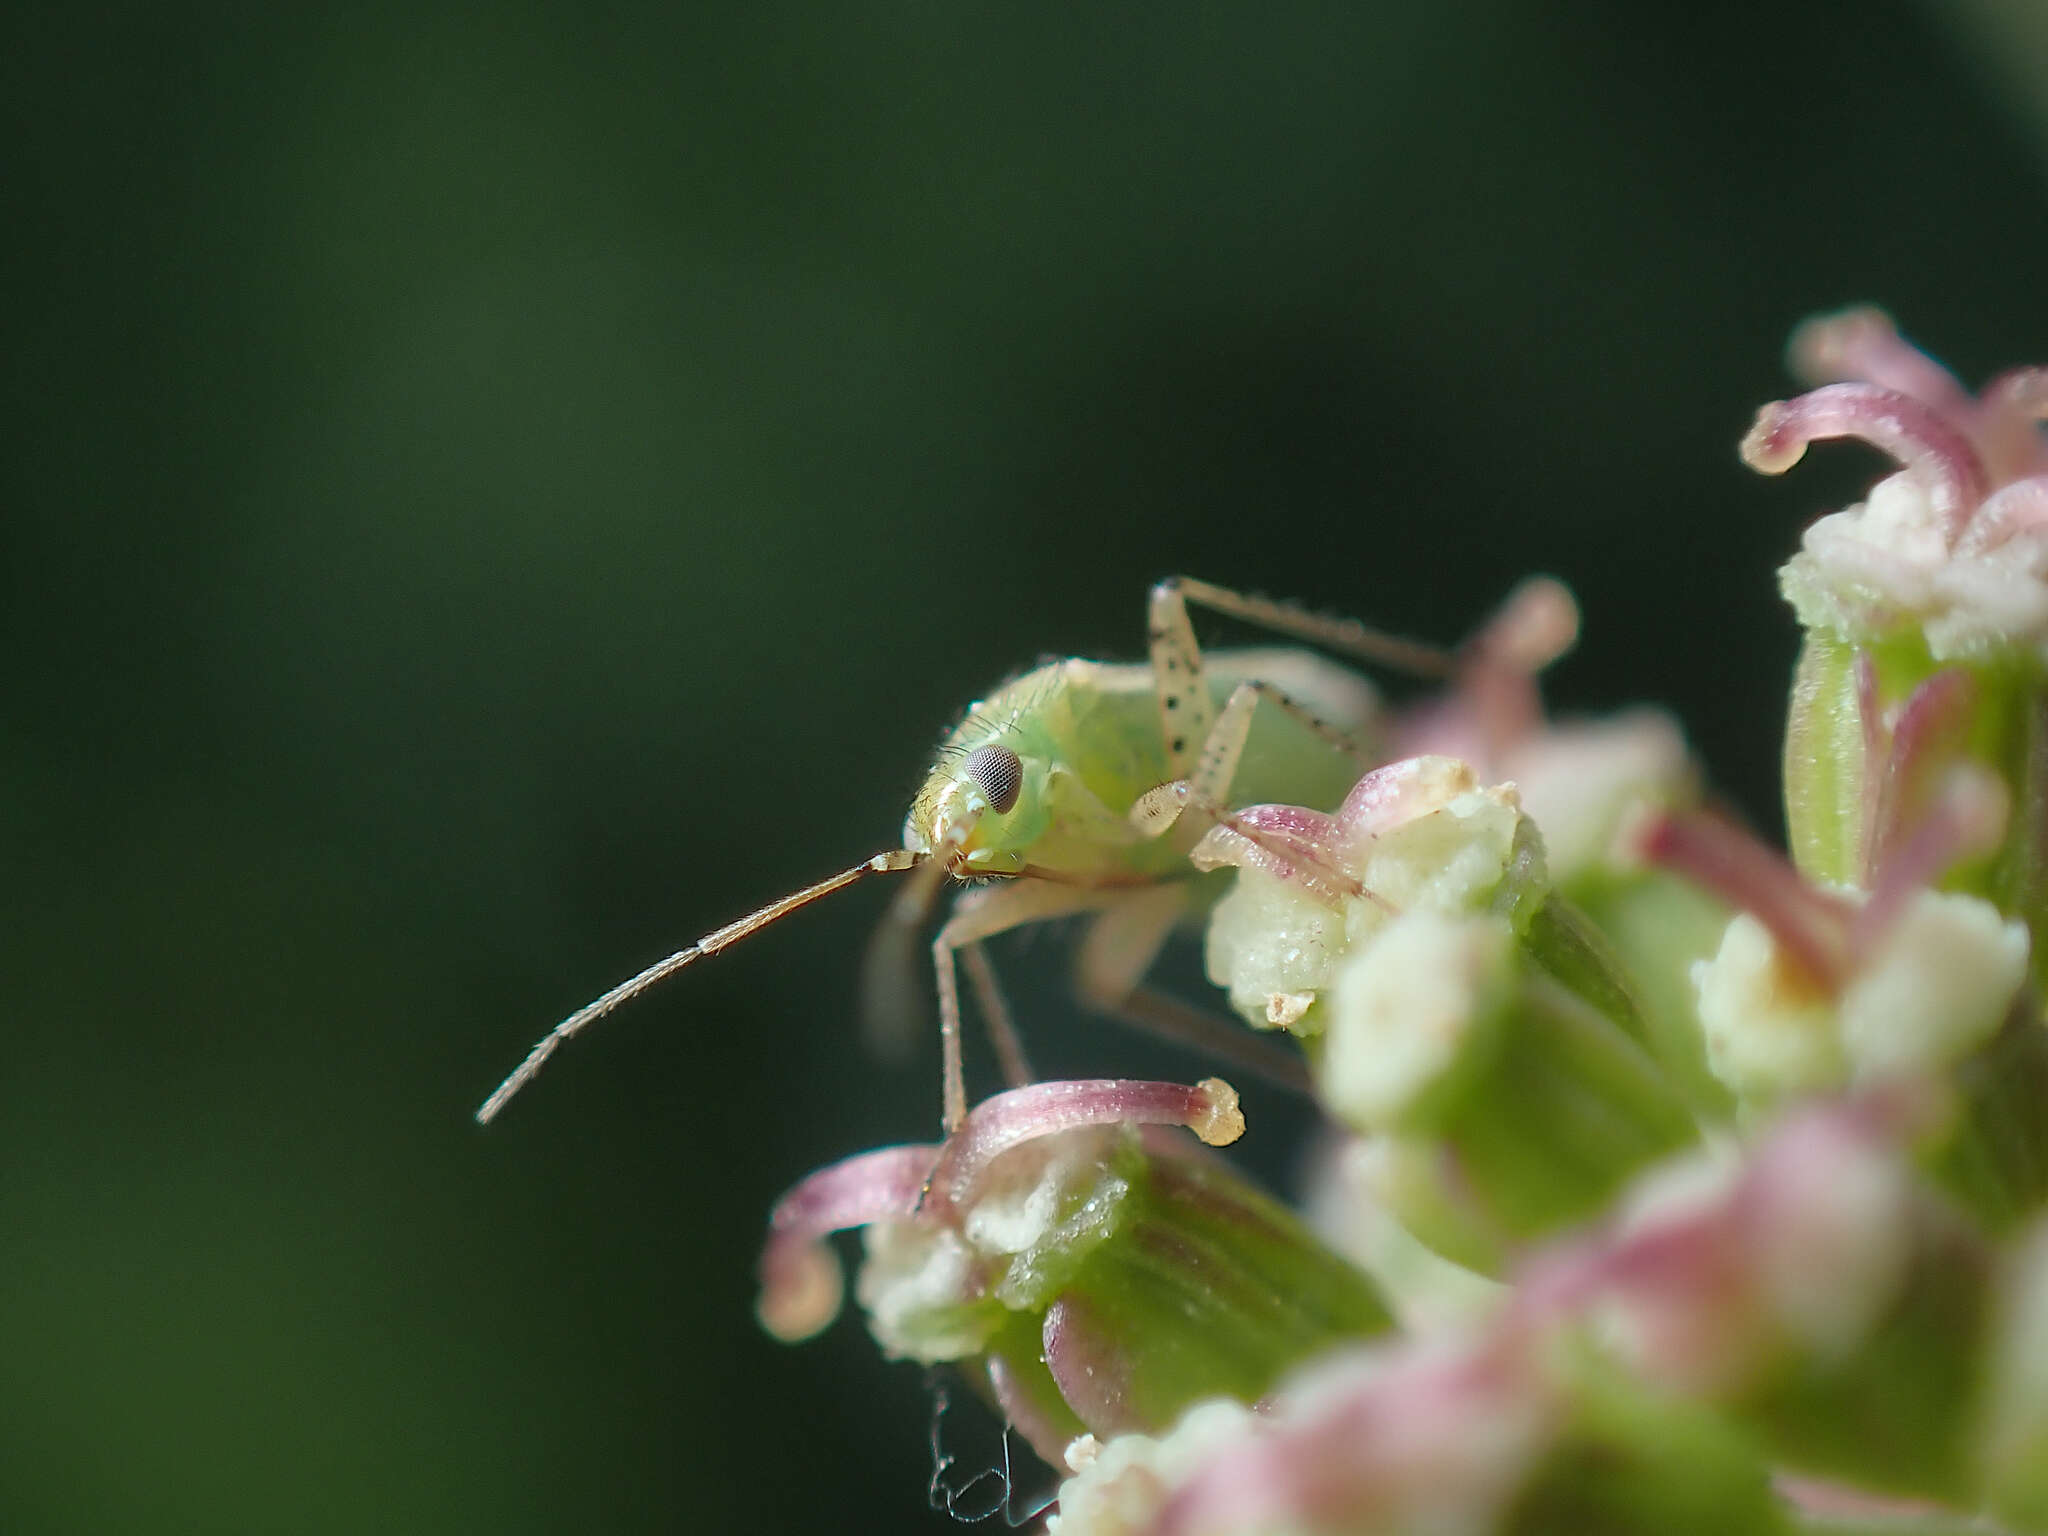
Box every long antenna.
[475,848,929,1124]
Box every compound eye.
[962,743,1023,815]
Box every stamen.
[757,1144,939,1341]
[924,1078,1244,1210]
[1740,383,1991,538]
[1634,809,1853,989]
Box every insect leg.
[1159,575,1455,677]
[1074,885,1313,1096]
[1198,679,1375,803]
[932,880,1129,1133]
[960,940,1033,1090]
[1130,676,1371,847]
[1146,579,1220,781]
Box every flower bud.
[1554,1095,1995,1504]
[1748,311,2048,959]
[1639,800,2048,1225]
[1048,1332,1786,1536]
[1195,757,1699,1261]
[756,1078,1392,1469]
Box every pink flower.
[1746,308,2048,660]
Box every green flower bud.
[1640,801,2048,1227]
[1567,1096,1995,1505]
[1193,757,1699,1262]
[757,1078,1392,1469]
[1748,312,2048,962]
[1980,1218,2048,1528]
[1048,1333,1787,1536]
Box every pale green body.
[906,646,1380,881]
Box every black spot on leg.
[1164,696,1179,711]
[1171,737,1187,753]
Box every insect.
[475,577,1454,1132]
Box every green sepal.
[1742,1213,1993,1507]
[1919,1010,2048,1233]
[1980,1222,2048,1533]
[1439,976,1699,1249]
[1569,868,1735,1120]
[1784,630,1868,888]
[1520,889,1655,1053]
[1511,1351,1789,1536]
[1043,1146,1393,1434]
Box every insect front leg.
[1128,675,1373,846]
[931,880,1127,1133]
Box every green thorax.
[906,647,1378,882]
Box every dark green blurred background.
[8,2,2048,1530]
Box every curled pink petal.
[1741,383,1990,538]
[1855,766,2009,959]
[1975,369,2048,483]
[1788,307,1975,420]
[1336,755,1477,836]
[1425,577,1579,762]
[925,1077,1243,1212]
[1986,368,2048,421]
[986,1353,1087,1471]
[1868,668,1977,879]
[1189,805,1363,905]
[1469,575,1581,675]
[1153,1339,1546,1536]
[757,1144,938,1341]
[1633,809,1854,989]
[1042,1294,1144,1435]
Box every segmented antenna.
[475,849,928,1124]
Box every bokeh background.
[9,2,2048,1530]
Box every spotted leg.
[932,879,1132,1133]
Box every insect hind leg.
[1075,885,1313,1097]
[1157,575,1453,678]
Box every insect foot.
[755,1077,1392,1472]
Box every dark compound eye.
[962,743,1023,815]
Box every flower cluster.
[760,312,2048,1533]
